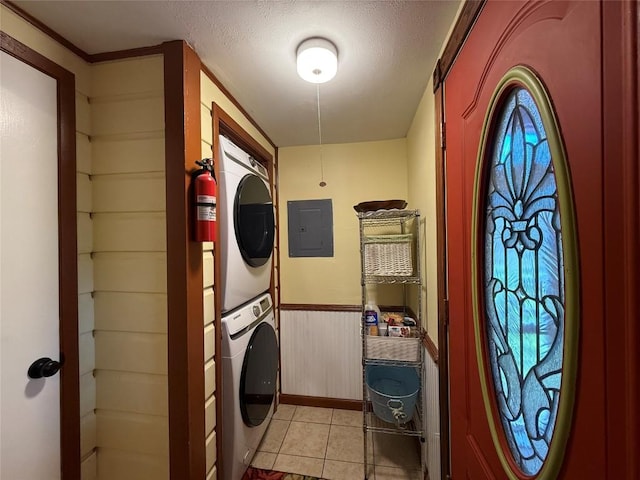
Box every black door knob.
[28,357,62,379]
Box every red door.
[445,1,636,479]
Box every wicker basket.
[366,336,421,362]
[363,234,413,276]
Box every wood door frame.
[431,2,486,479]
[602,1,639,477]
[0,32,80,480]
[432,83,451,480]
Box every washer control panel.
[222,292,273,337]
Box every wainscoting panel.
[423,349,440,480]
[280,310,362,400]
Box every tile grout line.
[264,404,294,470]
[276,405,294,464]
[322,408,333,479]
[278,406,334,477]
[278,406,374,479]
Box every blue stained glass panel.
[483,87,565,476]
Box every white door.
[1,50,61,480]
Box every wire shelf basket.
[365,335,421,363]
[363,234,413,276]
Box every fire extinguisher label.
[196,195,216,221]
[197,205,216,221]
[197,195,216,204]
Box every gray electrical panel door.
[287,199,333,257]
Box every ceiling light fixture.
[296,37,338,84]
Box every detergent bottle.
[364,302,381,336]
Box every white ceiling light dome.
[296,38,338,84]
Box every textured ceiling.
[12,1,461,147]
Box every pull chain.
[317,83,326,187]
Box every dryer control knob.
[252,305,260,317]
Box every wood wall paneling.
[95,449,168,480]
[96,370,168,415]
[423,354,441,480]
[205,396,216,438]
[80,413,97,459]
[280,310,362,401]
[88,46,184,476]
[200,79,218,480]
[96,411,169,456]
[73,51,94,480]
[81,452,97,480]
[90,53,168,477]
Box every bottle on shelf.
[364,302,380,336]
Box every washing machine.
[218,135,275,313]
[221,292,278,480]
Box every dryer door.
[240,321,278,427]
[234,174,275,267]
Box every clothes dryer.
[221,293,278,480]
[218,135,275,312]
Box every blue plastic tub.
[365,365,419,425]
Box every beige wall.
[1,5,98,478]
[406,80,438,343]
[278,139,409,305]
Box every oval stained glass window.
[472,67,579,479]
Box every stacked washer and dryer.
[218,135,278,480]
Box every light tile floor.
[251,404,422,480]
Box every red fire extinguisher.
[193,158,216,242]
